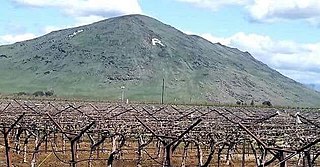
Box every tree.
[45,90,54,96]
[262,101,272,107]
[33,91,45,97]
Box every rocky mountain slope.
[0,14,319,106]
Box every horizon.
[1,0,320,89]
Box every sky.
[1,0,320,87]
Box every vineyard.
[0,99,319,167]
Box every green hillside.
[0,14,319,106]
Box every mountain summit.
[0,14,319,106]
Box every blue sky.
[1,0,320,87]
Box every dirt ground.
[0,143,259,167]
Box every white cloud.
[40,15,111,35]
[196,32,320,84]
[0,33,37,45]
[13,0,142,25]
[176,0,251,10]
[13,0,142,16]
[74,15,107,26]
[40,15,106,34]
[177,0,320,25]
[247,0,320,23]
[42,25,70,34]
[201,33,231,45]
[2,0,142,44]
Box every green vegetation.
[0,14,320,107]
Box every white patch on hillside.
[152,38,164,46]
[68,29,84,38]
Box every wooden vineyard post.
[303,151,312,167]
[180,141,189,167]
[279,151,286,167]
[136,135,153,167]
[195,141,203,166]
[242,139,245,167]
[3,128,12,167]
[97,132,100,158]
[70,140,77,167]
[217,144,224,167]
[1,113,25,167]
[30,134,38,167]
[45,125,48,153]
[136,116,202,167]
[161,78,165,104]
[47,113,95,167]
[70,122,96,167]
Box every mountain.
[0,14,320,106]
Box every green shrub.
[262,101,272,107]
[33,91,45,97]
[45,90,54,96]
[17,92,29,96]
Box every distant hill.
[0,14,320,106]
[305,84,320,92]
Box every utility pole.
[161,78,165,104]
[121,86,125,102]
